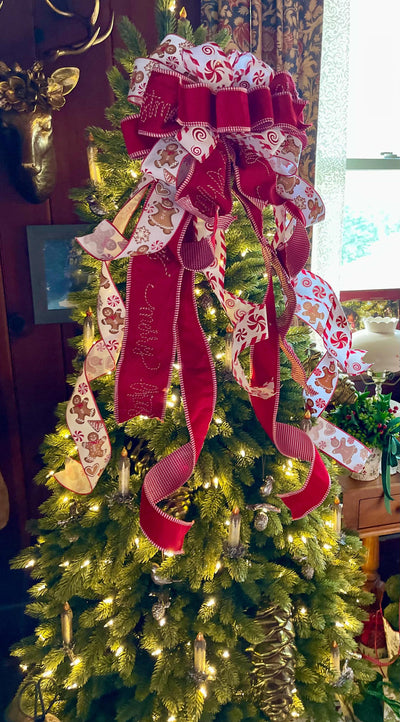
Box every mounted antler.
[44,0,114,59]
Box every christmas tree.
[8,7,377,722]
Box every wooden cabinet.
[339,473,400,590]
[340,473,400,537]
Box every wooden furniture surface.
[339,473,400,537]
[339,473,400,590]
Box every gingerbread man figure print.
[101,307,124,334]
[314,362,336,394]
[330,436,356,466]
[303,301,325,325]
[82,431,107,463]
[70,394,95,424]
[148,198,178,234]
[154,142,180,169]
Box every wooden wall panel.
[0,0,159,543]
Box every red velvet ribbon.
[115,221,216,552]
[116,62,329,550]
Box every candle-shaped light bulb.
[333,496,342,534]
[86,132,102,185]
[118,448,130,496]
[228,507,241,548]
[179,6,187,19]
[61,601,73,646]
[225,324,233,371]
[82,308,94,355]
[194,632,206,673]
[331,641,341,678]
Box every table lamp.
[351,317,400,396]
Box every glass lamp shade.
[352,317,400,373]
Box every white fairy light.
[90,504,100,512]
[103,597,114,604]
[215,560,222,572]
[42,670,52,678]
[213,476,219,487]
[222,650,230,658]
[215,353,223,359]
[67,683,78,689]
[80,559,90,568]
[214,417,222,424]
[134,537,140,547]
[20,664,28,672]
[168,716,176,722]
[159,617,166,627]
[287,535,294,543]
[204,481,211,489]
[199,685,207,697]
[70,657,81,666]
[208,665,216,676]
[205,598,215,607]
[301,536,307,544]
[300,607,307,615]
[323,544,332,551]
[239,449,245,457]
[59,561,69,567]
[46,470,54,478]
[104,619,114,627]
[164,550,175,558]
[335,621,344,628]
[25,559,36,568]
[152,648,162,656]
[115,646,124,657]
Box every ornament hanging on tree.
[151,596,170,622]
[260,476,274,497]
[254,511,269,531]
[302,563,315,580]
[160,486,191,520]
[250,603,296,722]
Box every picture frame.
[27,224,90,325]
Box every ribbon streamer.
[55,35,370,550]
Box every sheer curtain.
[311,0,350,293]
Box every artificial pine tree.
[9,6,377,722]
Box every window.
[312,0,400,294]
[340,0,400,291]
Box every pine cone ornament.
[250,604,296,722]
[330,373,357,408]
[160,487,191,520]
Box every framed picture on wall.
[27,224,90,325]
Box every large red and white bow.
[56,35,370,551]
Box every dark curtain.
[200,0,324,186]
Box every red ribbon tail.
[140,270,217,552]
[250,285,330,519]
